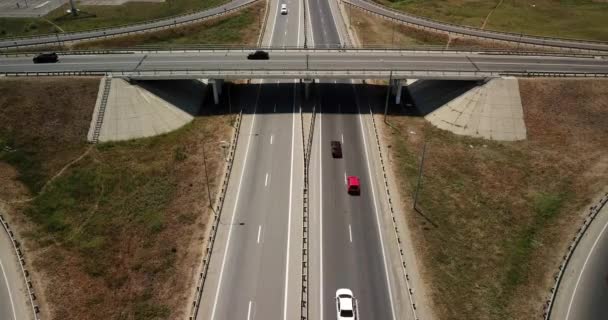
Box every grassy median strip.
[0,77,233,319]
[374,0,608,41]
[381,79,608,319]
[0,0,229,38]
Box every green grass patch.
[0,0,228,38]
[375,0,608,41]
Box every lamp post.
[383,70,393,123]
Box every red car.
[347,176,360,195]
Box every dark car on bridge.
[247,50,269,60]
[33,52,58,64]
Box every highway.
[1,52,607,77]
[304,0,415,318]
[347,0,608,52]
[196,0,304,318]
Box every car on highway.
[247,50,270,60]
[347,176,360,195]
[280,3,288,14]
[33,52,58,64]
[336,288,357,319]
[331,141,342,158]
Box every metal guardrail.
[0,209,41,319]
[363,91,420,320]
[0,0,260,49]
[300,102,315,320]
[344,0,608,52]
[189,108,243,320]
[2,70,607,80]
[542,193,608,320]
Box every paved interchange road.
[1,0,608,318]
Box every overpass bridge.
[2,49,607,102]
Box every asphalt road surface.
[1,52,606,74]
[552,203,608,320]
[305,3,413,319]
[311,82,399,320]
[196,1,304,319]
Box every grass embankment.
[381,79,608,319]
[0,77,232,319]
[72,1,264,49]
[374,0,608,41]
[0,0,229,38]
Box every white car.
[280,3,288,14]
[336,288,357,319]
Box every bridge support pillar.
[303,79,314,100]
[209,79,224,105]
[390,79,403,104]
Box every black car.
[331,141,342,158]
[33,52,58,64]
[247,50,269,60]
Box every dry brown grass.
[380,79,608,319]
[349,6,563,52]
[349,7,447,47]
[72,2,265,49]
[0,77,233,320]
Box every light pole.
[383,70,393,123]
[413,141,428,211]
[202,142,212,209]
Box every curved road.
[346,0,608,52]
[0,0,255,49]
[552,200,608,320]
[0,210,32,320]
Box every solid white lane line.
[257,225,262,244]
[0,260,17,320]
[319,106,324,320]
[282,83,297,320]
[566,217,608,320]
[356,88,397,320]
[265,173,269,187]
[344,172,347,185]
[210,87,260,320]
[341,133,344,144]
[270,135,274,145]
[247,301,252,320]
[349,224,352,243]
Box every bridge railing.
[1,69,607,80]
[3,45,608,58]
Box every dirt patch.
[380,79,608,319]
[0,77,233,320]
